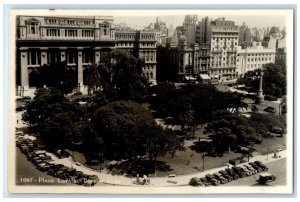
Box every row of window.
[140,35,156,40]
[240,53,274,57]
[142,72,154,79]
[115,34,136,40]
[26,49,95,65]
[44,29,106,38]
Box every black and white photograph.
[7,8,294,194]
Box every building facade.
[236,42,276,76]
[182,15,198,46]
[209,18,239,79]
[16,15,157,95]
[238,23,251,47]
[275,47,286,66]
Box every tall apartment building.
[238,23,251,47]
[183,15,198,46]
[209,18,239,79]
[196,17,211,44]
[196,17,211,74]
[16,15,157,95]
[236,42,276,76]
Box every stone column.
[40,48,48,66]
[95,48,101,64]
[77,49,84,91]
[60,48,66,62]
[20,48,29,90]
[257,70,264,101]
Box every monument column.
[257,70,264,101]
[77,48,83,91]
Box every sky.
[114,15,286,29]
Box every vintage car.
[205,174,220,186]
[254,161,268,171]
[218,170,233,182]
[257,173,276,184]
[213,172,228,184]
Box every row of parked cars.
[189,161,269,186]
[16,133,99,186]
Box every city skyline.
[114,15,286,29]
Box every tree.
[23,88,66,126]
[23,87,85,149]
[37,62,77,95]
[237,63,286,98]
[92,101,183,161]
[98,49,149,101]
[228,93,248,113]
[83,64,103,95]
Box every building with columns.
[16,15,157,95]
[236,42,276,76]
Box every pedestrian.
[136,174,140,185]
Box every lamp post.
[99,152,103,173]
[201,153,205,171]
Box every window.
[28,22,39,35]
[66,49,78,64]
[27,49,41,65]
[65,30,78,37]
[82,49,94,63]
[47,49,61,64]
[82,30,94,37]
[46,29,60,37]
[84,21,91,25]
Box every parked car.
[264,106,276,113]
[200,177,211,187]
[243,164,257,174]
[225,168,239,180]
[213,173,228,184]
[232,166,247,178]
[189,177,205,186]
[254,161,268,171]
[239,166,253,176]
[205,174,220,186]
[257,173,276,184]
[248,162,263,173]
[270,127,287,135]
[218,170,233,182]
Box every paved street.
[16,148,75,186]
[222,158,286,186]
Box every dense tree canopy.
[237,63,286,98]
[92,101,183,160]
[98,49,149,101]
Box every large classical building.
[236,42,276,76]
[16,15,157,95]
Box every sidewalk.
[47,149,286,187]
